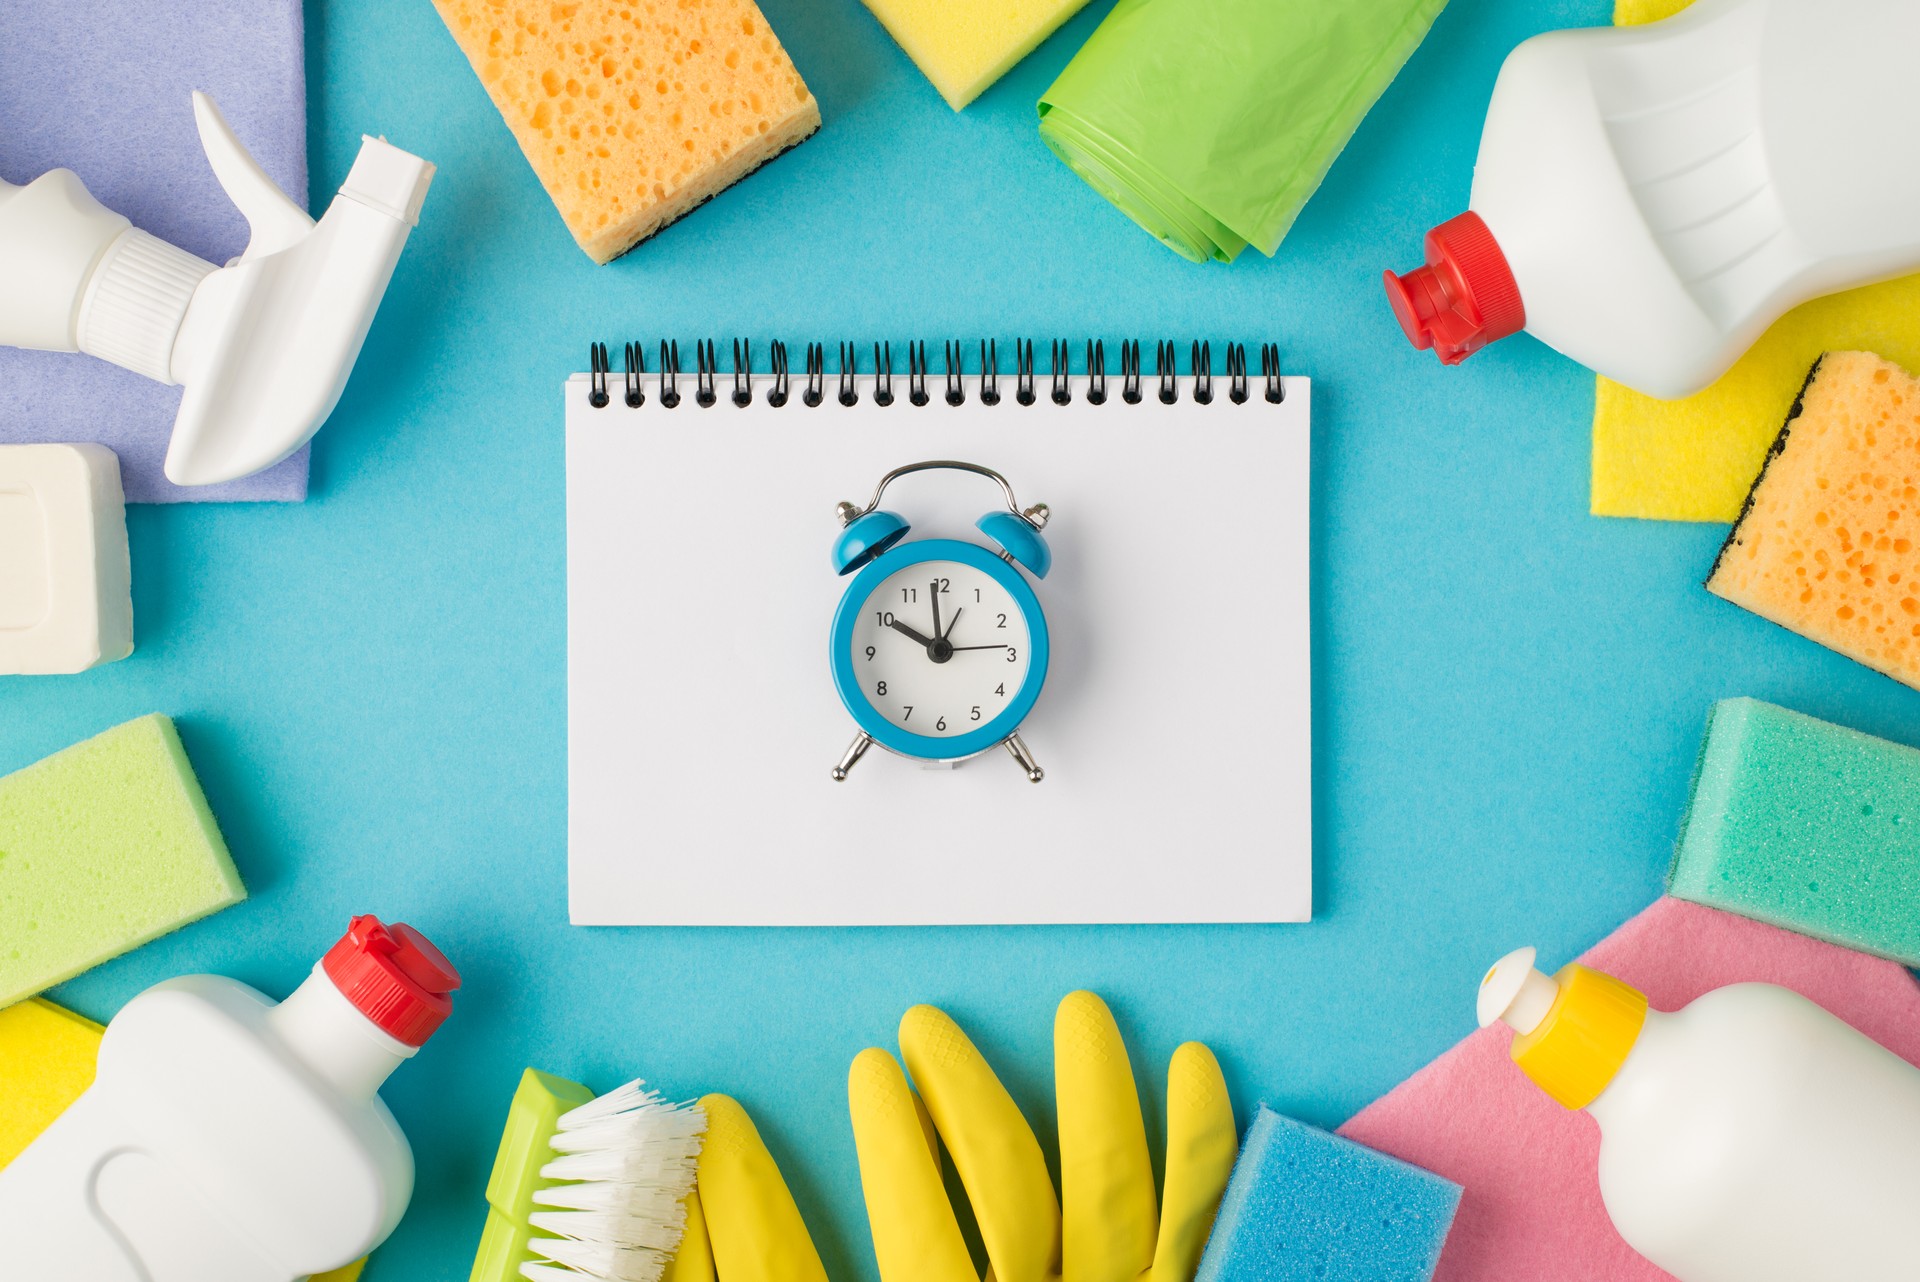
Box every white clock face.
[850,559,1033,738]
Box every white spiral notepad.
[567,340,1311,926]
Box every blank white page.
[567,365,1311,925]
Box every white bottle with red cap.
[1382,0,1920,400]
[0,915,460,1282]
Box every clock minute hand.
[930,582,942,640]
[887,619,935,647]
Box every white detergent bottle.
[0,915,460,1282]
[1383,0,1920,399]
[1477,946,1920,1282]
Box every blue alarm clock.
[828,461,1051,783]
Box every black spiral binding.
[695,339,718,408]
[873,342,894,406]
[588,340,1284,409]
[1086,341,1107,406]
[944,342,967,407]
[1261,343,1285,404]
[804,343,825,408]
[732,339,752,407]
[623,341,645,407]
[979,340,1000,406]
[588,342,610,408]
[658,340,681,409]
[768,342,790,407]
[1156,341,1179,405]
[838,342,860,407]
[907,342,930,407]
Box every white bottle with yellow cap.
[1478,947,1920,1282]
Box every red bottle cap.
[1383,211,1526,365]
[322,915,461,1048]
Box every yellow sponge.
[862,0,1093,110]
[0,998,365,1282]
[1591,0,1920,523]
[435,0,820,263]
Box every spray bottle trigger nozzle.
[191,90,312,262]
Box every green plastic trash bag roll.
[1038,0,1449,263]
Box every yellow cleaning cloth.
[0,998,101,1167]
[0,997,365,1282]
[862,0,1093,110]
[1590,0,1920,523]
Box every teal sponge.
[1671,697,1920,967]
[1194,1105,1460,1282]
[0,715,244,1006]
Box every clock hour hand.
[887,619,936,647]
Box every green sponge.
[1671,698,1920,967]
[0,714,244,1007]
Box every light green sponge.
[0,714,244,1006]
[1671,698,1920,967]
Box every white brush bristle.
[523,1237,677,1282]
[515,1080,705,1282]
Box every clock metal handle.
[840,460,1048,529]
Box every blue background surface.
[11,0,1920,1276]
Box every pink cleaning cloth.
[1338,897,1920,1281]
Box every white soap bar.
[0,444,133,674]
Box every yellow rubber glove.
[662,1094,828,1282]
[848,992,1238,1282]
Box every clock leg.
[1005,732,1044,783]
[832,731,875,782]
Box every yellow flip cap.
[1480,949,1649,1111]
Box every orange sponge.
[434,0,819,262]
[1709,351,1920,687]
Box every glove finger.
[1148,1044,1237,1282]
[913,1083,940,1167]
[660,1187,715,1282]
[1055,991,1157,1282]
[695,1094,828,1282]
[900,1004,1060,1282]
[848,1048,977,1282]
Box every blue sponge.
[1195,1105,1461,1282]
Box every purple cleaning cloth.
[0,0,309,502]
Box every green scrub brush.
[471,1068,706,1282]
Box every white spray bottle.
[0,92,432,485]
[0,915,461,1282]
[1383,0,1920,399]
[1477,946,1920,1282]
